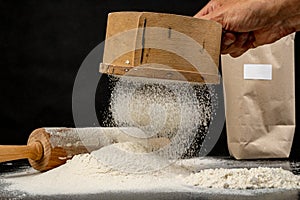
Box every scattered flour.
[3,150,188,195]
[183,167,300,190]
[3,153,300,195]
[3,77,299,196]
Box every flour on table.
[3,152,300,196]
[3,142,188,195]
[2,141,300,195]
[182,167,300,190]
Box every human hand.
[195,0,271,57]
[195,0,300,57]
[195,0,282,32]
[221,15,300,57]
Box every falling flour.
[108,76,217,159]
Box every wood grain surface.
[100,12,222,84]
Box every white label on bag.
[244,64,272,80]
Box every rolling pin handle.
[0,141,44,163]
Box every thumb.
[194,10,214,21]
[194,2,216,18]
[194,9,209,18]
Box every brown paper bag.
[221,34,296,159]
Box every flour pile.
[183,167,300,189]
[3,153,300,196]
[3,143,189,195]
[3,155,182,195]
[90,142,174,173]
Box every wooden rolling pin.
[0,127,169,172]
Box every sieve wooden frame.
[99,12,222,84]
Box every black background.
[0,0,298,158]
